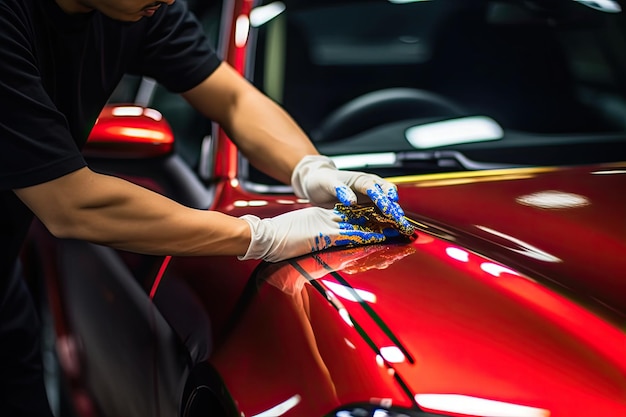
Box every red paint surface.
[194,164,626,417]
[85,105,174,157]
[395,164,626,318]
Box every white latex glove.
[291,155,414,235]
[238,207,386,263]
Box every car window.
[250,0,626,134]
[251,0,447,133]
[243,0,626,185]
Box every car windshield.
[244,0,626,186]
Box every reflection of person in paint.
[261,245,416,407]
[0,0,417,414]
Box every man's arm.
[15,167,384,261]
[181,62,415,234]
[181,62,318,185]
[11,63,390,261]
[14,167,252,256]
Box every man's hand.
[291,155,415,235]
[238,207,387,263]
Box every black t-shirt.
[0,0,221,287]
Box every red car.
[23,0,626,417]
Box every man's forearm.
[182,62,318,185]
[14,167,251,256]
[221,89,318,184]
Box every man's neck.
[55,0,94,14]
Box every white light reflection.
[516,190,590,209]
[250,2,286,27]
[575,0,622,13]
[415,394,550,417]
[376,354,385,367]
[481,262,520,278]
[235,15,250,47]
[143,108,162,121]
[591,169,626,175]
[338,308,354,327]
[344,338,356,349]
[233,200,268,207]
[322,280,377,303]
[330,153,396,170]
[251,394,301,417]
[377,398,394,408]
[476,226,561,263]
[112,106,143,117]
[380,346,405,363]
[446,247,470,262]
[405,116,503,149]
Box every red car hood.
[211,163,625,417]
[393,162,626,319]
[311,163,626,416]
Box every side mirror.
[84,105,174,158]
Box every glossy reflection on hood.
[265,243,417,296]
[250,394,301,417]
[321,279,377,303]
[476,225,562,263]
[516,190,590,209]
[415,394,550,417]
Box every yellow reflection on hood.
[388,166,556,186]
[414,173,534,187]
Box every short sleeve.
[0,5,86,190]
[129,1,222,93]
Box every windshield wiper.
[397,150,528,171]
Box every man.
[0,0,413,414]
